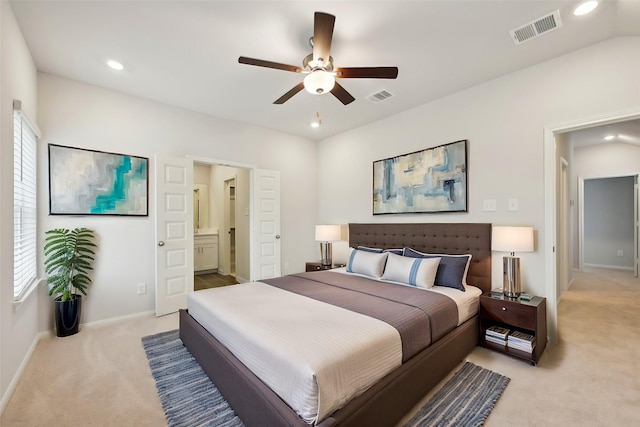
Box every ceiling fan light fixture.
[303,70,335,95]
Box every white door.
[155,155,194,316]
[251,169,281,281]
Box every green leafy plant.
[44,228,97,302]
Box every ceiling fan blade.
[330,82,355,105]
[239,57,302,73]
[313,12,335,64]
[274,82,305,104]
[336,67,399,79]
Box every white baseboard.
[583,263,634,271]
[235,275,249,284]
[81,310,156,329]
[0,330,51,417]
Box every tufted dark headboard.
[348,223,492,292]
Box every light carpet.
[143,330,509,427]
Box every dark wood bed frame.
[179,222,492,427]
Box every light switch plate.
[482,199,497,211]
[508,198,519,211]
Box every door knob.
[158,241,165,246]
[275,235,281,239]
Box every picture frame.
[48,144,149,216]
[373,140,468,214]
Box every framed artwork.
[373,140,467,214]
[48,144,148,216]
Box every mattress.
[187,271,474,425]
[188,282,402,424]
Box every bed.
[179,222,492,427]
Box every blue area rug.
[142,330,508,427]
[141,330,244,427]
[403,361,510,427]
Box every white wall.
[573,141,640,178]
[555,132,574,298]
[36,73,319,327]
[0,0,43,411]
[210,164,250,281]
[318,37,640,303]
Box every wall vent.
[366,90,394,103]
[510,10,562,45]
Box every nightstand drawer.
[480,297,536,330]
[306,262,324,272]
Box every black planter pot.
[54,294,82,337]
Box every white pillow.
[346,249,389,278]
[381,253,441,289]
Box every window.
[13,100,39,300]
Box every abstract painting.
[373,140,467,214]
[49,144,148,216]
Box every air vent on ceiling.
[510,10,562,45]
[366,90,394,103]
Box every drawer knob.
[502,307,507,311]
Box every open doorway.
[193,162,249,285]
[544,112,640,344]
[155,155,282,316]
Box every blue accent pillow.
[402,247,472,292]
[356,246,383,253]
[356,246,403,256]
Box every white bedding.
[329,267,482,325]
[188,282,402,425]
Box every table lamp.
[315,225,342,267]
[492,226,534,297]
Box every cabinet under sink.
[194,234,218,273]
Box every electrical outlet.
[508,198,519,211]
[137,282,147,295]
[617,250,624,257]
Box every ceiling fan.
[238,12,398,105]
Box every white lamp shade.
[304,71,335,95]
[315,225,342,242]
[492,226,534,253]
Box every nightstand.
[478,292,547,365]
[305,262,345,272]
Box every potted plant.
[44,227,97,337]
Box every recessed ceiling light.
[106,60,124,71]
[310,121,320,128]
[604,135,615,140]
[573,1,598,16]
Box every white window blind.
[13,100,40,300]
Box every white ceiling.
[9,0,640,141]
[566,118,640,148]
